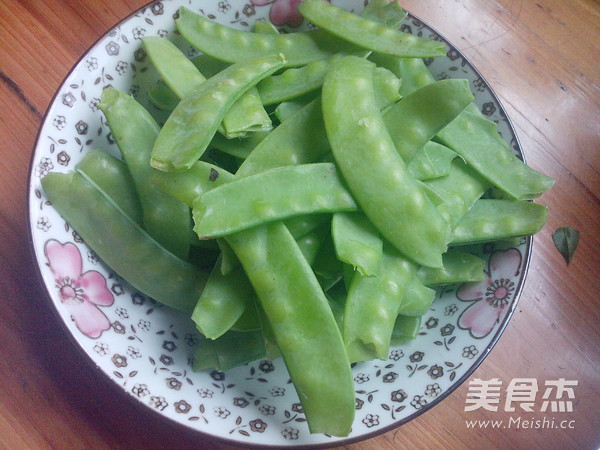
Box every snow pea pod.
[396,276,436,317]
[322,56,450,268]
[425,158,490,228]
[373,66,402,109]
[192,257,255,339]
[255,1,400,106]
[152,160,328,243]
[143,36,273,139]
[151,53,286,171]
[297,0,446,58]
[76,150,142,225]
[274,92,320,122]
[369,53,435,97]
[200,226,326,338]
[99,88,190,260]
[332,212,382,277]
[142,36,206,99]
[41,170,208,313]
[361,0,408,27]
[436,104,555,199]
[383,79,474,161]
[193,330,266,372]
[407,141,458,181]
[221,87,273,137]
[390,315,422,346]
[257,50,372,106]
[151,160,234,207]
[226,222,355,436]
[451,199,548,245]
[176,6,356,67]
[392,57,554,199]
[243,68,403,176]
[238,98,329,176]
[343,246,415,363]
[209,131,269,160]
[418,250,485,286]
[147,81,179,111]
[258,57,337,106]
[253,20,280,34]
[193,163,357,239]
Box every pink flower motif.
[251,0,330,28]
[45,239,114,338]
[457,248,522,339]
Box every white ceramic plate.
[28,0,531,446]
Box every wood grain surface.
[1,0,598,448]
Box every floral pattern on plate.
[28,0,531,446]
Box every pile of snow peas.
[41,0,554,437]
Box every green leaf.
[552,227,580,264]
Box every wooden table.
[1,0,598,448]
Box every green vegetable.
[226,223,355,436]
[436,104,556,200]
[41,3,556,438]
[343,246,416,363]
[361,0,408,27]
[176,6,356,67]
[192,258,255,339]
[193,163,357,238]
[424,158,490,228]
[396,276,437,317]
[143,36,273,138]
[297,0,446,58]
[451,199,549,244]
[41,170,208,313]
[390,315,422,345]
[407,141,458,181]
[76,150,142,225]
[99,88,191,260]
[322,55,450,268]
[332,212,382,276]
[418,250,485,286]
[193,330,266,372]
[383,79,474,161]
[151,53,286,171]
